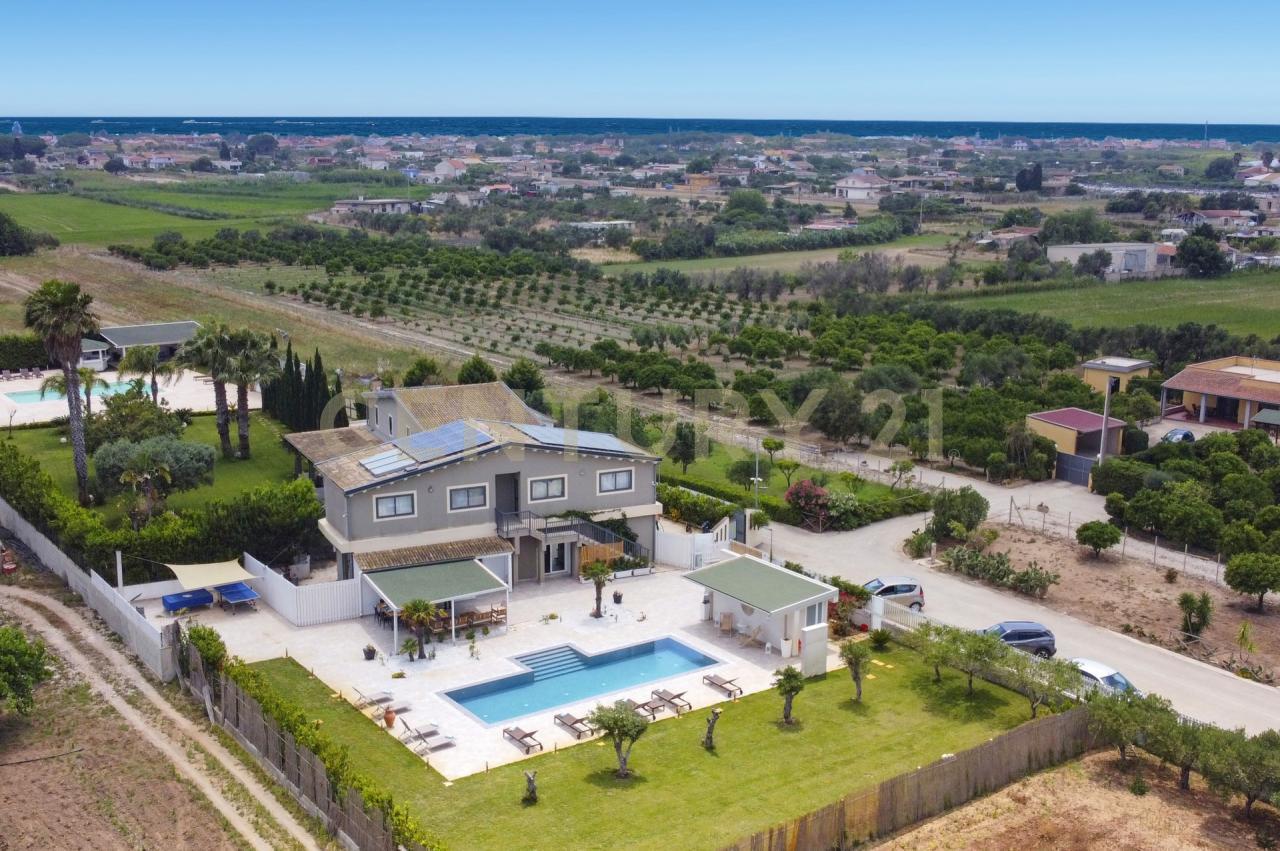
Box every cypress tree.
[332,372,349,428]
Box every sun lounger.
[555,712,598,739]
[0,371,9,381]
[738,625,763,647]
[622,698,665,720]
[504,726,543,753]
[703,673,743,698]
[399,718,441,743]
[651,689,692,714]
[352,687,393,709]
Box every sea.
[7,116,1280,144]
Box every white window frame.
[528,474,567,503]
[447,482,489,513]
[805,601,825,627]
[373,491,416,521]
[596,467,635,496]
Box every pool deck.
[0,368,259,425]
[160,567,841,779]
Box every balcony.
[495,509,651,564]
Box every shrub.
[1104,492,1128,522]
[0,334,47,370]
[927,486,988,540]
[1091,458,1153,499]
[905,528,933,558]
[869,628,892,650]
[1177,591,1213,636]
[1076,520,1122,557]
[656,482,735,528]
[940,546,1059,597]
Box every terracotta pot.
[383,707,396,728]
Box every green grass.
[0,193,283,245]
[661,441,893,503]
[5,412,293,522]
[937,272,1280,338]
[605,233,953,275]
[253,648,1029,851]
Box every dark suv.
[985,620,1056,657]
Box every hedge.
[0,334,48,371]
[0,441,322,583]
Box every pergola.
[1250,408,1280,441]
[361,558,509,649]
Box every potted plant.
[383,706,397,728]
[362,643,376,661]
[613,590,623,605]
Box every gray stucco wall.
[340,446,658,542]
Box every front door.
[495,472,519,515]
[543,542,568,576]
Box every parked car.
[1161,428,1195,444]
[985,620,1056,657]
[863,576,925,610]
[1070,658,1142,696]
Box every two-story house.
[285,383,661,587]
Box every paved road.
[770,511,1280,733]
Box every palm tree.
[399,598,441,660]
[178,322,234,459]
[24,280,100,504]
[39,367,108,417]
[118,344,178,404]
[119,452,171,530]
[225,330,281,459]
[772,665,805,725]
[581,559,613,618]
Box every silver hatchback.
[864,576,925,610]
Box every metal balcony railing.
[495,508,651,564]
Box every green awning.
[1251,409,1280,426]
[684,556,836,614]
[366,559,506,609]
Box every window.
[529,475,566,502]
[387,415,394,436]
[448,484,488,512]
[374,493,414,519]
[598,468,633,494]
[805,602,824,627]
[374,407,379,425]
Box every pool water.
[5,380,135,405]
[444,637,718,724]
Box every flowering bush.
[785,479,830,531]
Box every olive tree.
[588,701,650,778]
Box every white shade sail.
[166,560,256,592]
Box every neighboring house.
[285,383,662,585]
[1025,407,1126,486]
[981,226,1040,250]
[434,158,469,180]
[1162,355,1280,426]
[357,158,389,171]
[213,159,242,172]
[565,220,635,233]
[684,173,719,191]
[85,321,201,367]
[1156,164,1186,178]
[147,155,176,169]
[833,172,890,201]
[1080,356,1153,395]
[330,198,413,215]
[1174,209,1256,230]
[1045,242,1168,276]
[1245,172,1280,191]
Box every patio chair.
[0,370,9,381]
[456,611,475,629]
[718,612,734,636]
[399,717,442,744]
[490,605,507,624]
[703,673,743,698]
[555,712,598,739]
[738,626,763,647]
[352,686,393,709]
[504,726,543,754]
[622,698,665,720]
[651,689,692,714]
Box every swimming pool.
[5,380,134,405]
[444,637,719,724]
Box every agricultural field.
[660,442,894,504]
[604,232,955,275]
[254,647,1029,851]
[937,272,1280,338]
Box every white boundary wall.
[0,494,176,681]
[656,516,734,570]
[243,553,365,627]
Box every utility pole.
[1099,376,1118,465]
[751,437,762,510]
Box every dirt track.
[0,583,318,851]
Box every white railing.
[243,552,364,627]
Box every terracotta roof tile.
[356,536,513,572]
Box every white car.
[1070,658,1141,696]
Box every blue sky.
[4,1,1270,122]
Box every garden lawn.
[937,271,1280,338]
[253,649,1029,851]
[0,192,283,245]
[661,441,893,504]
[5,412,294,522]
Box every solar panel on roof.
[360,448,414,476]
[392,420,493,463]
[510,423,633,454]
